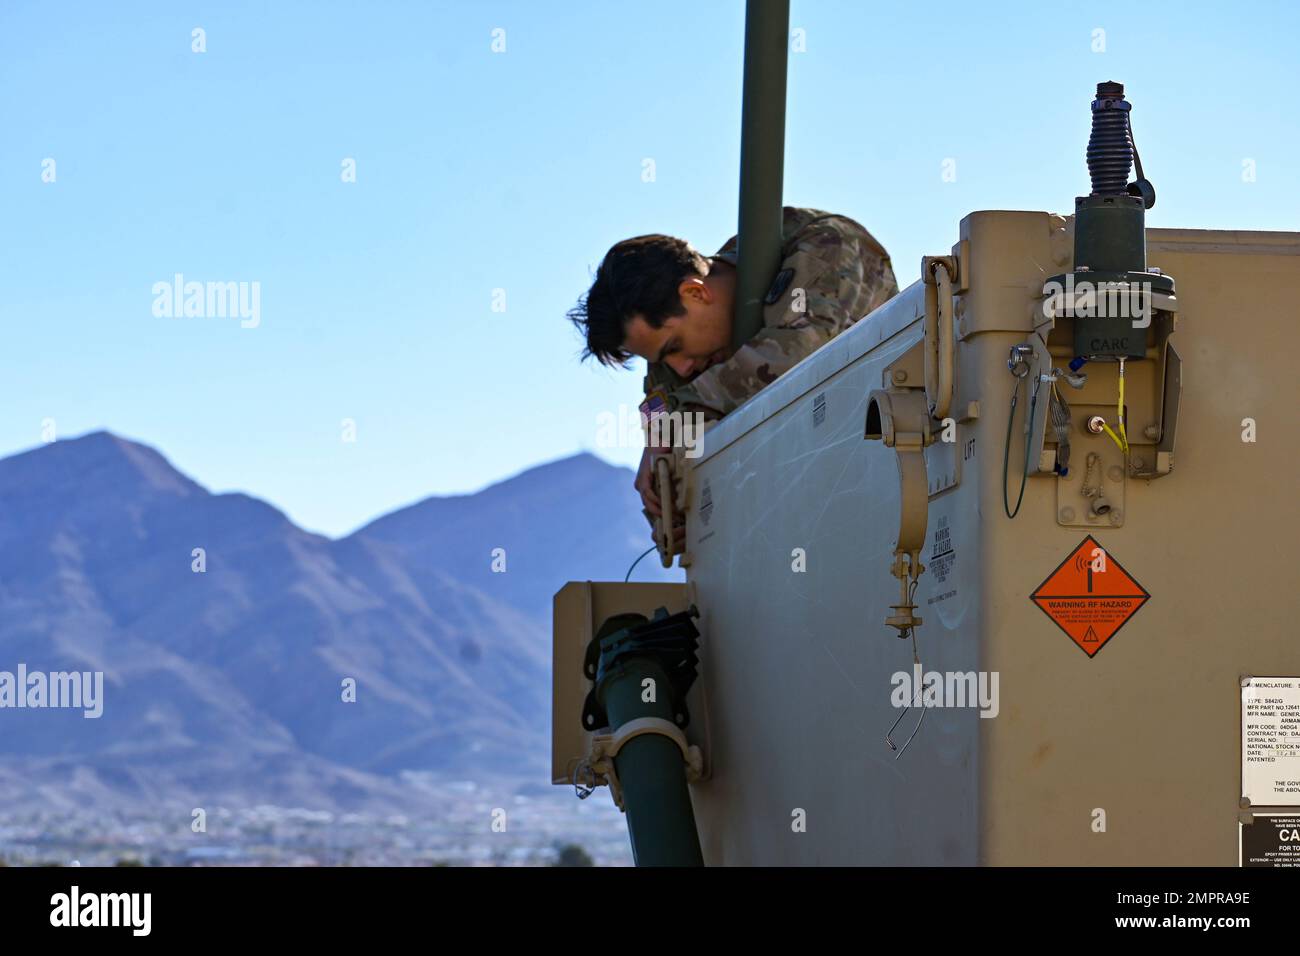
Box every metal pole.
[601,659,704,867]
[732,0,790,352]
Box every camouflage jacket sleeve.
[649,209,898,418]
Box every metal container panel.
[683,212,1300,865]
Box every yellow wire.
[1117,360,1129,452]
[1100,421,1126,452]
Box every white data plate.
[1242,677,1300,806]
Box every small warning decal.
[1030,535,1149,658]
[1241,814,1300,867]
[930,515,955,584]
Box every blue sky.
[2,0,1296,536]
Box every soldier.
[568,206,898,535]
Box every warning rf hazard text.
[1030,536,1150,658]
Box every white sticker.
[1242,677,1300,806]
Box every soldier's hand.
[667,518,685,548]
[636,447,664,512]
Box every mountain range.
[0,431,678,815]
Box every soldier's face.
[623,276,734,379]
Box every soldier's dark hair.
[568,234,709,367]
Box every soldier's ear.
[678,276,709,305]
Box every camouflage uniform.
[642,207,898,420]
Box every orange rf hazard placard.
[1030,535,1150,658]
